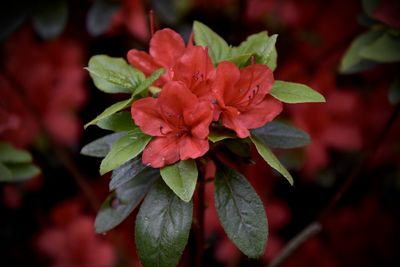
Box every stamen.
[160,126,168,135]
[149,10,155,37]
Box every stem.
[268,103,400,267]
[195,168,205,267]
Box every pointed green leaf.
[135,180,192,267]
[84,97,134,128]
[224,139,251,157]
[360,32,400,63]
[81,132,126,158]
[95,168,159,233]
[86,55,145,94]
[193,21,230,64]
[339,30,382,73]
[7,163,41,181]
[250,135,294,185]
[135,68,165,96]
[160,159,198,202]
[109,158,147,190]
[100,129,151,175]
[86,0,119,37]
[97,111,136,132]
[0,163,12,181]
[270,80,325,103]
[32,0,68,40]
[208,128,237,143]
[252,121,311,149]
[214,163,268,258]
[389,76,400,105]
[0,143,32,163]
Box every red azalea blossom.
[212,61,282,138]
[131,81,213,168]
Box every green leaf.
[233,32,278,70]
[109,158,147,190]
[86,55,145,94]
[97,111,136,132]
[339,30,382,73]
[0,143,32,163]
[7,163,41,181]
[160,159,198,202]
[360,32,400,63]
[250,135,294,185]
[135,180,192,267]
[0,3,27,41]
[99,129,151,175]
[270,80,325,103]
[84,97,134,128]
[252,121,311,149]
[224,139,251,157]
[32,0,68,40]
[362,0,379,16]
[95,168,159,233]
[135,68,165,96]
[0,162,12,181]
[224,53,253,67]
[389,76,400,105]
[193,21,230,64]
[208,128,237,143]
[86,0,119,37]
[81,132,126,158]
[214,163,268,258]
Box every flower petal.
[236,95,282,129]
[211,61,240,109]
[131,97,172,137]
[179,136,209,160]
[149,29,185,69]
[184,101,213,139]
[142,136,180,168]
[127,49,160,76]
[220,106,250,138]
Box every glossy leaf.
[160,159,198,202]
[339,30,382,73]
[81,132,126,158]
[135,68,165,96]
[214,164,268,258]
[360,32,400,62]
[193,21,230,64]
[95,168,159,233]
[86,55,145,94]
[86,0,119,37]
[252,121,311,149]
[100,129,151,175]
[135,180,192,267]
[270,80,325,103]
[97,111,136,132]
[0,163,12,181]
[224,139,251,157]
[0,143,32,163]
[84,97,134,128]
[250,135,294,185]
[32,0,68,40]
[109,158,147,190]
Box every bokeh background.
[1,0,399,266]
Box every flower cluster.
[129,29,282,168]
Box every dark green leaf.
[389,76,400,105]
[100,129,151,175]
[339,30,382,74]
[224,139,251,157]
[214,164,268,258]
[193,21,230,64]
[250,135,294,185]
[0,163,12,181]
[95,168,159,233]
[252,121,311,149]
[97,111,136,132]
[135,180,192,267]
[360,32,400,62]
[81,132,126,158]
[7,163,41,181]
[270,80,325,103]
[0,143,32,163]
[84,97,134,128]
[362,0,379,16]
[109,158,147,190]
[0,3,27,41]
[160,159,198,202]
[86,0,119,37]
[32,0,68,40]
[86,55,145,94]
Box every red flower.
[212,61,282,138]
[127,28,186,85]
[131,81,213,168]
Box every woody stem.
[195,168,205,267]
